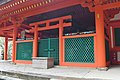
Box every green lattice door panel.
[65,37,94,63]
[16,42,33,60]
[38,38,59,65]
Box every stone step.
[0,71,50,80]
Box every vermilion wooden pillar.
[4,37,8,60]
[59,19,64,65]
[95,5,106,68]
[12,27,17,62]
[33,25,38,57]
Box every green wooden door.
[16,42,33,60]
[50,38,59,65]
[38,39,48,57]
[38,38,59,65]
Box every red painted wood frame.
[61,34,97,68]
[14,15,98,68]
[110,20,120,50]
[14,15,72,64]
[14,40,33,64]
[4,37,8,60]
[109,20,120,64]
[13,15,99,68]
[1,0,120,21]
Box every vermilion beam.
[30,15,72,32]
[0,25,14,31]
[37,23,71,31]
[109,20,120,26]
[103,1,120,10]
[30,15,72,26]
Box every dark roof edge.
[0,0,12,6]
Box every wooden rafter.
[0,25,15,31]
[0,0,120,38]
[103,1,120,10]
[0,0,95,21]
[0,0,120,21]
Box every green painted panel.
[50,38,59,65]
[114,28,120,46]
[38,38,59,65]
[16,42,33,60]
[38,39,48,57]
[65,37,94,63]
[105,39,110,61]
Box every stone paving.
[0,61,119,80]
[0,75,23,80]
